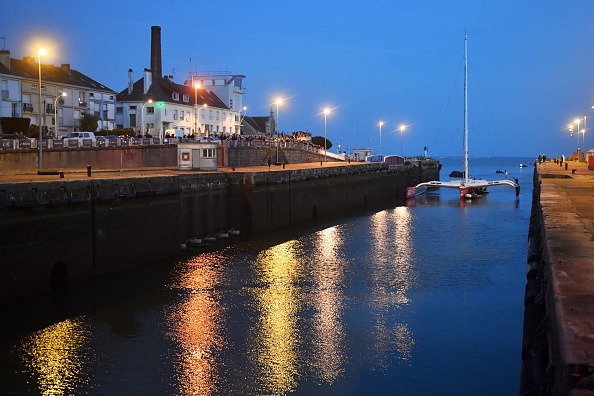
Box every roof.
[116,76,229,109]
[0,56,115,92]
[244,115,269,132]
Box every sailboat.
[406,34,520,200]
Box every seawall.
[520,161,594,396]
[0,160,440,305]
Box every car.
[64,131,96,147]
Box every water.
[0,157,535,395]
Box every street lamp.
[575,118,581,160]
[275,98,283,163]
[141,99,153,136]
[379,121,384,157]
[194,83,200,136]
[399,124,406,157]
[323,108,330,161]
[54,92,66,138]
[239,106,247,134]
[37,48,47,173]
[201,104,208,137]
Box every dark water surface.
[0,157,534,395]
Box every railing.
[22,103,33,112]
[45,104,55,113]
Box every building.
[242,111,275,136]
[0,49,116,137]
[116,26,242,139]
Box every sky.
[4,0,594,158]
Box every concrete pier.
[522,160,594,395]
[0,160,439,305]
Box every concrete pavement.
[536,160,594,394]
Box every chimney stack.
[143,68,152,94]
[150,26,162,79]
[128,69,134,94]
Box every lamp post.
[583,115,587,162]
[323,108,330,161]
[194,83,200,136]
[379,121,384,157]
[399,124,406,157]
[275,98,282,163]
[141,99,153,136]
[37,48,47,173]
[201,104,208,137]
[574,118,582,160]
[239,106,247,135]
[54,92,66,138]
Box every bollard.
[565,163,568,170]
[320,161,323,166]
[283,163,285,169]
[348,158,351,164]
[59,172,64,179]
[87,165,92,177]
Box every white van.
[64,131,96,147]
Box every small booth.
[177,142,218,171]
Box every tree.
[79,112,99,132]
[311,135,332,150]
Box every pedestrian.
[267,156,272,168]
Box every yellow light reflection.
[165,252,226,396]
[368,207,417,361]
[250,240,302,394]
[310,225,346,382]
[19,318,92,396]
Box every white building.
[0,49,116,137]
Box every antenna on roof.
[0,37,5,50]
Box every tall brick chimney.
[150,26,162,79]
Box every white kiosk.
[177,142,218,171]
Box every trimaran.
[406,34,520,200]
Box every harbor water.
[0,157,534,395]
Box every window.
[183,94,189,102]
[174,109,178,120]
[116,106,123,114]
[172,93,179,101]
[147,107,155,114]
[202,148,215,158]
[229,99,233,109]
[90,92,95,97]
[130,105,137,110]
[180,110,184,119]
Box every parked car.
[1,134,30,140]
[64,131,96,147]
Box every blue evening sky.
[4,1,594,158]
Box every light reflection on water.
[165,252,227,396]
[19,318,93,396]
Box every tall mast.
[463,33,469,184]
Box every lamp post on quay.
[399,124,406,157]
[37,48,47,173]
[323,108,330,162]
[194,83,201,136]
[275,98,283,163]
[141,99,153,136]
[54,92,66,138]
[379,121,384,157]
[575,118,581,160]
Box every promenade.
[536,160,594,394]
[0,161,354,184]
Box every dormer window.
[183,94,189,103]
[172,92,180,101]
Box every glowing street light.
[399,124,406,156]
[275,98,283,163]
[54,92,66,138]
[201,104,208,136]
[379,121,384,157]
[239,106,248,134]
[37,48,47,173]
[194,83,201,136]
[141,99,153,136]
[575,118,581,160]
[323,108,330,162]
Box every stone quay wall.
[0,160,439,305]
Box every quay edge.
[520,160,594,396]
[0,159,440,305]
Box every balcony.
[78,100,87,107]
[233,86,246,94]
[22,103,33,112]
[45,104,55,114]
